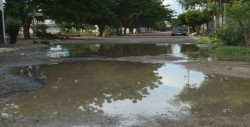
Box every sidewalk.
[0,40,48,53]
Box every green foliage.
[177,13,187,25]
[5,17,21,44]
[212,46,250,61]
[36,24,48,33]
[210,27,244,46]
[185,10,211,32]
[56,22,73,33]
[153,21,167,31]
[5,0,45,39]
[198,37,220,44]
[177,0,205,10]
[105,26,118,37]
[5,0,174,37]
[35,24,49,38]
[216,46,250,54]
[225,0,250,46]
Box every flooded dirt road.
[1,34,250,127]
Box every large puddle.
[1,43,250,125]
[1,60,250,118]
[47,44,205,60]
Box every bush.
[105,26,118,37]
[198,37,220,44]
[211,27,244,46]
[5,17,21,44]
[35,24,48,38]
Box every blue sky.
[163,0,183,16]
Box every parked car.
[171,26,187,36]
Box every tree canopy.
[177,0,250,46]
[5,0,174,37]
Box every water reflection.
[1,61,204,117]
[61,44,172,58]
[173,75,250,117]
[2,61,163,117]
[57,44,210,62]
[1,61,250,118]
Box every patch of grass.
[197,37,220,44]
[215,46,250,54]
[212,46,250,61]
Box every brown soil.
[181,61,250,79]
[1,43,250,127]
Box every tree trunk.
[238,20,250,47]
[129,28,134,34]
[23,24,30,39]
[123,27,127,35]
[98,25,105,37]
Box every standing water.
[1,44,250,126]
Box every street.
[54,31,197,44]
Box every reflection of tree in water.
[63,44,171,57]
[3,61,163,117]
[180,44,209,60]
[173,75,250,117]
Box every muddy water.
[49,44,212,62]
[1,61,250,119]
[57,44,173,58]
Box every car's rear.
[171,26,187,36]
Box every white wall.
[0,0,5,43]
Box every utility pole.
[0,0,5,44]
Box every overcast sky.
[163,0,183,16]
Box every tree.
[225,0,250,46]
[5,0,33,39]
[5,0,174,38]
[177,0,205,10]
[184,10,211,34]
[116,0,173,34]
[85,0,118,36]
[138,0,173,30]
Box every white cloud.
[164,0,174,5]
[164,0,183,15]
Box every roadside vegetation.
[171,0,250,61]
[4,0,173,41]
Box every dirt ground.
[1,42,250,127]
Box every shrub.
[198,37,220,44]
[105,26,118,37]
[35,24,48,38]
[5,17,21,44]
[211,27,244,46]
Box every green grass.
[215,46,250,54]
[213,46,250,61]
[197,37,220,44]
